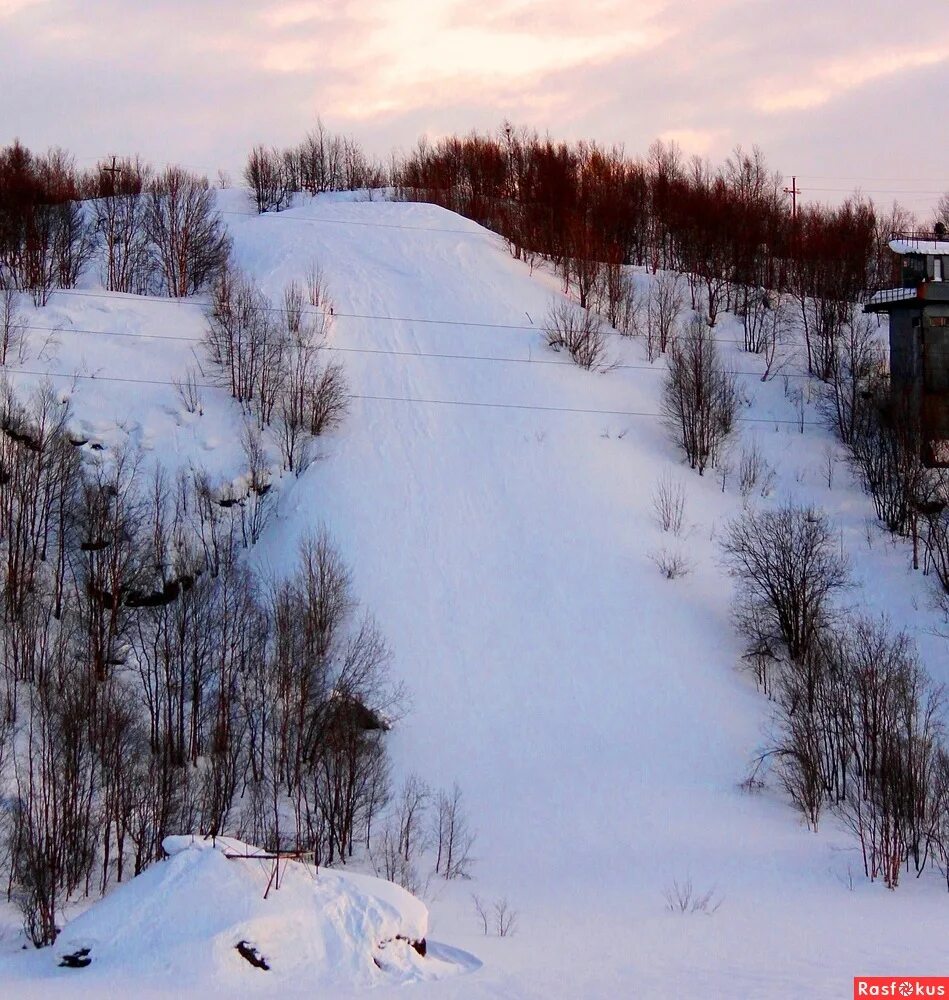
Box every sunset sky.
[2,0,947,212]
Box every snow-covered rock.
[44,835,467,993]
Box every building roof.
[890,238,949,255]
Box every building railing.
[866,285,920,305]
[890,230,948,250]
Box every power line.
[42,287,829,352]
[797,174,946,184]
[0,364,823,426]
[17,320,818,378]
[802,187,945,196]
[23,322,196,343]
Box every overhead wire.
[18,316,821,379]
[42,287,850,355]
[0,363,823,427]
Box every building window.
[936,257,945,282]
[929,316,949,327]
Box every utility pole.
[783,175,801,219]
[102,155,123,194]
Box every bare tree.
[238,422,274,547]
[146,167,230,297]
[721,504,849,673]
[396,774,430,864]
[0,284,27,365]
[661,315,737,474]
[244,146,292,214]
[933,192,949,231]
[612,270,643,337]
[645,271,683,361]
[92,157,154,294]
[276,285,348,473]
[820,306,885,447]
[735,285,792,379]
[204,267,281,419]
[433,782,475,879]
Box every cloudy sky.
[2,0,947,213]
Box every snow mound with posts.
[49,836,473,992]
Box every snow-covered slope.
[1,192,946,998]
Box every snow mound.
[48,836,474,993]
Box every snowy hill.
[1,192,947,998]
[19,835,471,996]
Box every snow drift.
[46,836,472,993]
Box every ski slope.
[1,192,947,999]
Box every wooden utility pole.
[783,176,801,219]
[103,155,123,193]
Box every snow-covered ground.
[0,191,946,998]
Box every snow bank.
[44,835,469,993]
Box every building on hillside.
[865,227,949,465]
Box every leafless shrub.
[472,893,490,935]
[173,366,203,415]
[613,271,644,337]
[737,439,775,500]
[738,771,766,795]
[544,301,610,371]
[304,260,332,312]
[663,877,722,915]
[471,894,517,936]
[771,704,826,830]
[649,547,692,579]
[735,285,794,375]
[494,897,518,936]
[305,359,348,438]
[652,470,686,535]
